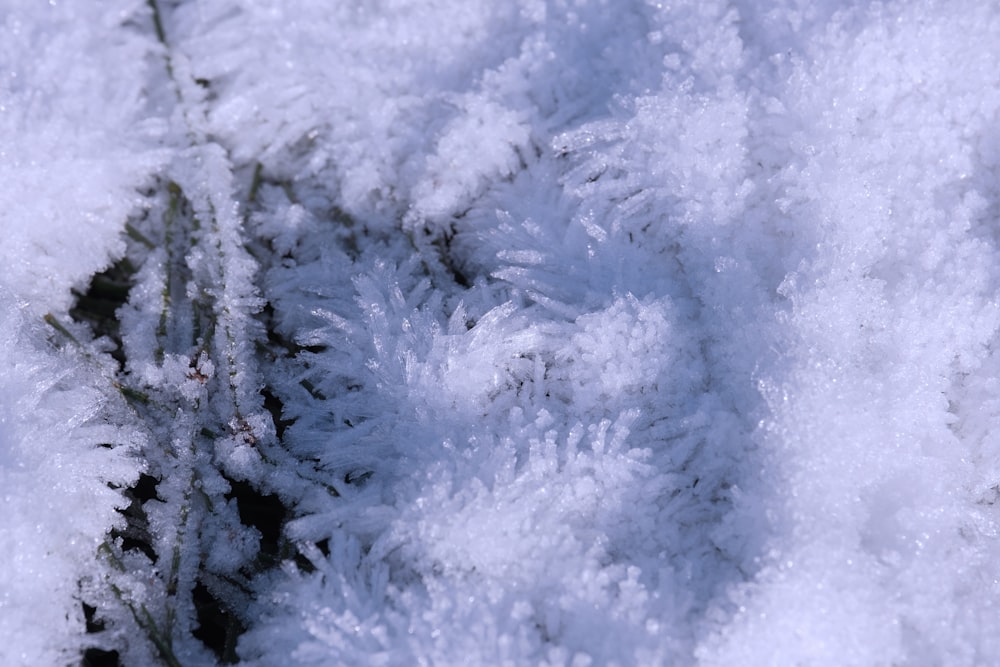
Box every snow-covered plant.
[3,0,1000,665]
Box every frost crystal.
[3,0,1000,665]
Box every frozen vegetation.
[2,0,1000,664]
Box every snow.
[0,0,165,315]
[2,0,1000,665]
[0,289,141,665]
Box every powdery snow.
[2,0,1000,665]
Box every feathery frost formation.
[2,0,1000,664]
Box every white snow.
[0,0,165,315]
[2,0,1000,665]
[0,289,141,665]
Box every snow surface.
[2,0,1000,665]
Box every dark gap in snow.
[111,473,161,564]
[81,602,120,667]
[226,479,286,567]
[82,602,102,633]
[261,388,294,441]
[315,538,330,558]
[290,539,331,575]
[433,227,473,288]
[192,580,245,664]
[80,648,120,667]
[68,257,136,369]
[131,473,161,503]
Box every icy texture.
[0,0,164,315]
[0,290,141,665]
[4,0,1000,665]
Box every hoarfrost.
[3,0,1000,665]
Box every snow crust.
[3,0,1000,664]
